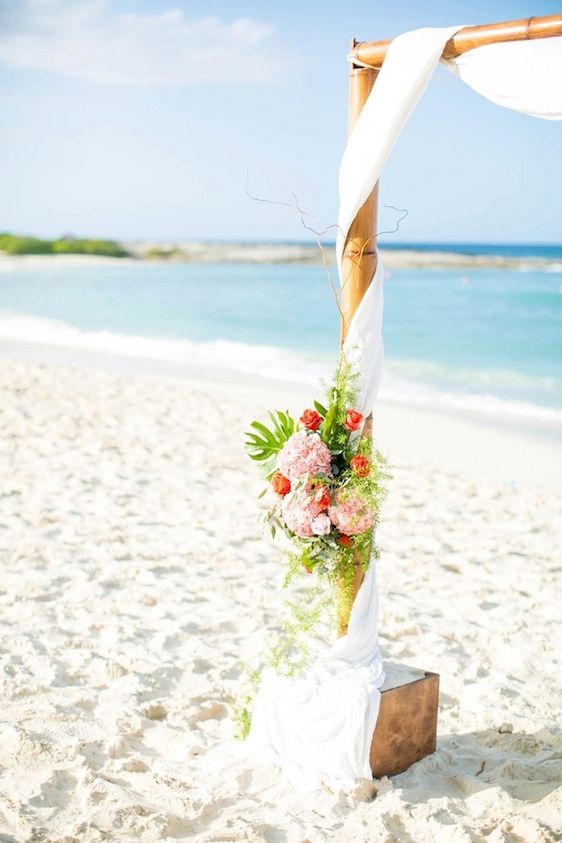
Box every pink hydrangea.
[281,484,332,538]
[329,489,374,536]
[310,513,331,536]
[277,431,332,481]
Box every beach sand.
[0,357,561,842]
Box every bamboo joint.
[350,13,562,69]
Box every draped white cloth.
[443,36,562,120]
[248,25,562,787]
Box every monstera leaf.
[244,410,296,469]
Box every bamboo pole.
[336,10,562,636]
[351,13,562,69]
[336,49,379,637]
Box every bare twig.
[244,173,409,326]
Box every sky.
[0,0,560,244]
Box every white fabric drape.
[443,36,562,120]
[248,25,562,787]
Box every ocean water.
[0,253,561,427]
[381,242,562,260]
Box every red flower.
[350,455,371,478]
[300,408,323,431]
[314,487,331,510]
[337,534,353,547]
[344,409,363,431]
[271,471,291,496]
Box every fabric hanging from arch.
[443,35,562,120]
[248,25,562,788]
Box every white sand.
[0,358,561,842]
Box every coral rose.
[337,534,353,548]
[277,431,332,481]
[350,455,370,478]
[344,409,363,431]
[300,408,322,431]
[329,489,373,536]
[313,487,331,510]
[271,471,291,496]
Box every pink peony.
[277,431,332,481]
[281,483,332,538]
[328,489,374,536]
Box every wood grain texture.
[370,672,440,778]
[351,13,562,69]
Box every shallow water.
[0,258,561,423]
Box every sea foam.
[0,310,561,428]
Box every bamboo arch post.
[336,51,379,637]
[335,10,562,637]
[337,41,441,781]
[337,10,562,776]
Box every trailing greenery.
[232,575,333,740]
[235,357,392,739]
[319,355,360,455]
[0,232,129,258]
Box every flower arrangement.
[245,358,388,620]
[233,359,389,739]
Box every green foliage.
[145,246,184,260]
[230,667,262,740]
[320,355,359,453]
[53,238,129,257]
[0,232,129,258]
[231,700,253,740]
[267,585,331,678]
[313,399,328,416]
[237,356,393,739]
[244,410,296,474]
[0,233,53,255]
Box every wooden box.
[370,664,439,778]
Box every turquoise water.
[0,258,561,422]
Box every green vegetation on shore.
[145,246,185,260]
[0,233,129,258]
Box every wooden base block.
[370,664,439,778]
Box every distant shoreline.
[2,243,562,271]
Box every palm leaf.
[244,410,296,466]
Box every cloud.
[0,0,292,86]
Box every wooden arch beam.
[351,13,562,69]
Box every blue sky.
[0,0,560,243]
